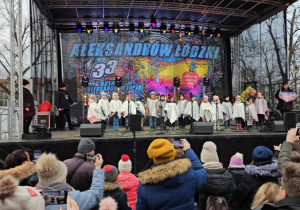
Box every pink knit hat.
[228,152,245,169]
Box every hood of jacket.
[0,175,18,199]
[116,173,139,191]
[245,162,282,178]
[260,196,300,210]
[104,182,123,192]
[0,162,36,180]
[138,158,191,186]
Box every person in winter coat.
[277,128,300,170]
[275,81,295,116]
[231,146,282,210]
[23,79,36,134]
[222,96,233,130]
[228,152,247,187]
[36,153,104,210]
[116,154,139,210]
[98,92,111,133]
[197,141,236,210]
[122,94,137,132]
[165,95,180,130]
[0,162,45,210]
[183,94,200,122]
[63,138,96,191]
[103,165,131,210]
[4,149,39,187]
[177,93,188,130]
[146,92,159,131]
[233,95,245,130]
[55,83,77,131]
[158,94,167,131]
[110,92,123,131]
[136,138,207,210]
[259,162,300,210]
[199,95,212,122]
[211,95,223,131]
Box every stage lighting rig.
[150,17,156,28]
[113,22,119,34]
[169,24,175,34]
[173,76,180,87]
[138,22,144,34]
[203,76,210,86]
[185,25,191,36]
[104,22,109,33]
[160,23,167,34]
[86,23,93,35]
[115,76,122,87]
[194,26,200,35]
[76,22,82,33]
[129,22,135,33]
[206,29,213,37]
[82,76,89,87]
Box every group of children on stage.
[87,90,269,132]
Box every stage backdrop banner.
[61,32,227,101]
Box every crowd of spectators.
[0,128,300,210]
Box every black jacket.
[19,172,39,187]
[55,89,73,110]
[260,196,300,210]
[197,168,236,210]
[23,87,35,118]
[275,87,294,111]
[104,182,131,210]
[228,168,247,188]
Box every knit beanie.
[150,92,155,96]
[147,139,176,164]
[60,83,66,88]
[118,154,132,173]
[99,196,118,210]
[252,146,273,163]
[203,95,208,100]
[228,152,245,168]
[89,94,96,100]
[201,141,219,163]
[78,138,96,153]
[36,153,68,186]
[103,165,119,182]
[0,176,45,210]
[23,79,29,86]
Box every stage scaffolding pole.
[9,0,23,138]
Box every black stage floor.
[0,126,286,173]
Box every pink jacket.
[116,172,139,210]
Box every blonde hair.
[251,182,282,209]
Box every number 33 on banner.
[91,59,119,79]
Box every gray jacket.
[277,141,293,170]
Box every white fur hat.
[101,91,107,96]
[200,141,219,163]
[0,176,45,210]
[99,196,118,210]
[150,92,155,95]
[36,153,68,186]
[118,154,132,173]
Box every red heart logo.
[26,187,38,197]
[182,72,199,88]
[114,67,126,78]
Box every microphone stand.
[157,102,164,135]
[161,81,168,97]
[127,98,130,132]
[189,98,194,134]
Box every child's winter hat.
[103,165,119,182]
[200,141,219,163]
[228,152,245,168]
[118,154,132,173]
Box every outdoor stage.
[0,126,286,173]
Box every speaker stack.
[192,122,213,134]
[80,123,103,137]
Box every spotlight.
[82,76,89,87]
[115,76,122,87]
[185,25,191,36]
[215,29,221,37]
[113,22,119,34]
[206,29,213,37]
[173,76,180,87]
[76,22,82,33]
[104,22,109,33]
[169,24,175,34]
[138,22,144,34]
[194,26,200,35]
[150,17,156,28]
[129,22,135,33]
[86,23,93,35]
[160,23,167,34]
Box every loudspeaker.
[271,121,285,132]
[130,115,141,132]
[193,122,213,134]
[284,112,297,129]
[80,123,103,137]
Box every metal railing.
[0,98,11,140]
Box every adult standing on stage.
[55,83,76,131]
[23,79,35,134]
[275,81,295,115]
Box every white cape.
[211,102,223,122]
[246,103,258,121]
[177,100,188,114]
[164,103,180,124]
[233,102,245,120]
[183,101,200,121]
[87,100,106,123]
[135,101,145,116]
[199,102,212,121]
[146,99,159,118]
[110,99,123,118]
[98,99,111,120]
[122,101,137,117]
[222,102,233,121]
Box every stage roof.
[34,0,298,36]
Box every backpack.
[205,195,229,210]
